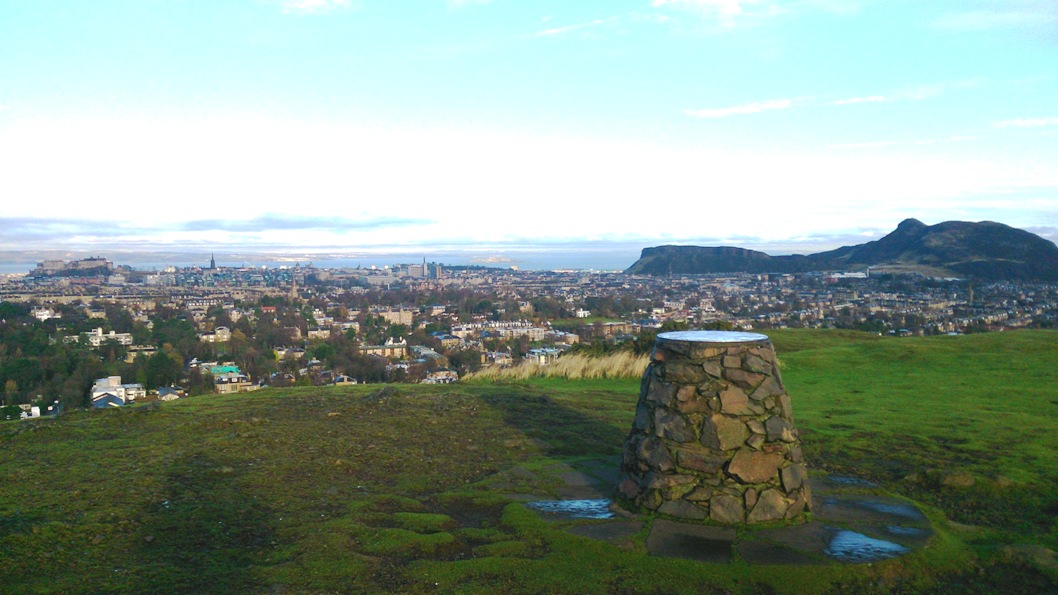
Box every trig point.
[616,330,811,524]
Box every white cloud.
[995,117,1058,128]
[685,98,792,118]
[2,114,1055,250]
[652,0,749,17]
[829,95,886,105]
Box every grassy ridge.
[1,330,1056,593]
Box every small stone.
[746,434,765,450]
[634,406,651,431]
[144,535,155,543]
[665,361,708,384]
[702,361,723,378]
[654,410,696,442]
[744,488,759,510]
[644,472,696,490]
[658,499,708,520]
[618,478,642,499]
[781,464,808,492]
[777,394,793,418]
[676,385,696,402]
[725,369,765,391]
[639,437,675,472]
[701,414,748,451]
[785,493,807,519]
[648,381,677,407]
[728,449,784,484]
[749,375,783,401]
[746,419,765,434]
[747,489,788,523]
[765,416,795,442]
[685,486,715,501]
[722,355,742,369]
[719,385,756,415]
[742,353,771,375]
[710,494,744,524]
[674,447,726,474]
[676,398,710,414]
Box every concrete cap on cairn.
[656,330,770,347]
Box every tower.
[210,253,216,270]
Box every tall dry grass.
[464,351,650,381]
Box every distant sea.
[0,244,647,276]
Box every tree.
[146,350,182,390]
[4,379,16,406]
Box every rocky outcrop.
[616,331,811,524]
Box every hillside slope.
[626,219,1058,280]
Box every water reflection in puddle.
[525,499,615,519]
[885,525,930,537]
[855,500,924,519]
[827,476,878,487]
[824,530,910,563]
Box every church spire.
[210,253,216,270]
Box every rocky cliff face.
[625,219,1058,281]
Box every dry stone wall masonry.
[616,331,812,524]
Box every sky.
[1,0,1057,267]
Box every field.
[1,330,1057,593]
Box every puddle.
[827,476,878,487]
[885,525,930,537]
[855,500,924,520]
[524,499,615,519]
[824,530,910,563]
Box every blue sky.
[1,0,1056,260]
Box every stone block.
[710,494,744,524]
[702,414,749,451]
[634,405,651,431]
[654,410,696,442]
[725,368,765,391]
[746,434,764,450]
[618,478,642,500]
[745,488,759,510]
[728,449,784,484]
[658,499,708,520]
[702,361,723,378]
[747,488,788,523]
[719,385,757,415]
[665,361,708,384]
[781,463,808,492]
[743,353,771,375]
[765,416,796,442]
[648,381,677,407]
[749,375,783,401]
[676,398,711,414]
[723,355,742,368]
[675,446,726,474]
[676,385,696,402]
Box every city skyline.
[1,0,1056,258]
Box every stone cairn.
[616,331,811,524]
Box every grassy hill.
[1,330,1057,593]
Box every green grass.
[1,330,1057,593]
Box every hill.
[1,331,1057,592]
[626,219,1058,281]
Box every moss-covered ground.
[1,330,1056,593]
